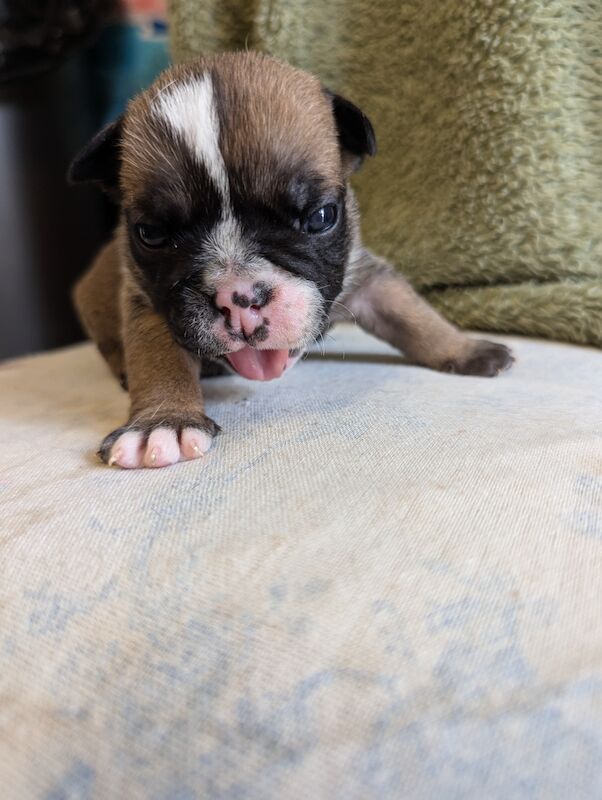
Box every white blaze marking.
[203,216,249,274]
[153,75,230,203]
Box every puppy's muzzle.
[210,274,319,382]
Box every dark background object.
[0,55,111,359]
[0,0,169,360]
[0,0,114,360]
[0,0,112,83]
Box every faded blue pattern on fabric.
[1,326,601,798]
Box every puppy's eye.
[136,223,167,248]
[304,204,338,234]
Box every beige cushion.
[1,325,601,797]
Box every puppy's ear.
[325,90,377,174]
[68,116,123,200]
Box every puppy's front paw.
[98,414,220,469]
[443,340,514,377]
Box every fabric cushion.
[1,326,601,797]
[167,0,602,347]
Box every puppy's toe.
[102,430,145,469]
[143,428,181,468]
[445,340,514,378]
[180,427,214,460]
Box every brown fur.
[120,275,203,418]
[72,240,124,383]
[211,53,342,189]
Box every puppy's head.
[70,52,376,380]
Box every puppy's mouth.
[225,346,299,381]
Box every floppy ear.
[326,90,377,174]
[68,116,124,200]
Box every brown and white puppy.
[70,51,513,469]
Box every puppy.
[70,51,513,469]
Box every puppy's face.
[71,53,375,380]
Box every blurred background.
[0,0,169,359]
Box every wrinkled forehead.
[120,56,342,210]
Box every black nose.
[224,281,273,313]
[231,291,252,309]
[237,281,274,310]
[250,281,273,308]
[214,280,275,321]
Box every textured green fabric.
[167,0,602,347]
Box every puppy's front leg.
[99,284,220,469]
[338,249,513,376]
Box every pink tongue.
[226,346,290,381]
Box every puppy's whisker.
[311,332,327,357]
[148,400,167,421]
[125,399,167,432]
[325,331,346,360]
[330,299,357,324]
[153,78,178,99]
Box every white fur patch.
[154,75,230,202]
[203,216,250,276]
